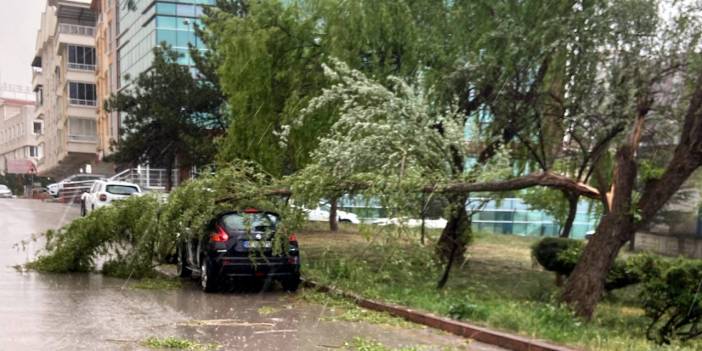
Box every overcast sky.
[0,0,46,88]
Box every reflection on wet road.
[0,199,503,350]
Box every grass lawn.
[298,222,702,351]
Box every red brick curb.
[303,280,578,351]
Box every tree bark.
[562,107,645,319]
[560,191,579,238]
[436,194,471,263]
[329,198,339,232]
[561,211,634,317]
[165,157,174,192]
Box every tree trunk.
[329,198,339,232]
[561,121,642,318]
[560,191,579,238]
[437,236,459,289]
[561,212,634,317]
[436,194,470,263]
[165,158,174,192]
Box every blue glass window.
[177,4,195,17]
[156,3,176,16]
[157,16,177,29]
[157,29,177,46]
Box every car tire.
[200,258,219,293]
[176,245,191,278]
[339,219,352,223]
[281,275,301,292]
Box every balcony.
[69,98,97,107]
[55,24,95,54]
[67,63,96,71]
[58,23,95,36]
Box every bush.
[636,256,702,344]
[532,237,640,291]
[532,237,583,275]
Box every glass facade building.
[117,0,214,88]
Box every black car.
[176,209,301,293]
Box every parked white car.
[48,174,105,197]
[0,185,12,198]
[306,203,361,224]
[80,180,142,216]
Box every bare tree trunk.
[562,114,643,318]
[329,198,339,232]
[437,236,459,289]
[436,194,470,263]
[560,191,579,238]
[165,157,174,192]
[561,212,634,317]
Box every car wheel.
[281,275,301,292]
[80,202,86,217]
[339,219,352,223]
[176,245,191,278]
[200,258,219,293]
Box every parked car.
[306,203,361,224]
[0,185,12,198]
[176,209,301,293]
[80,180,142,216]
[48,174,105,197]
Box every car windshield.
[0,185,8,191]
[106,185,139,195]
[221,213,279,232]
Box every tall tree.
[106,45,219,190]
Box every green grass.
[142,336,219,350]
[299,225,702,351]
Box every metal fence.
[58,23,95,37]
[58,180,95,204]
[110,167,175,191]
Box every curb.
[303,280,578,351]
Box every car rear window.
[221,213,279,232]
[106,185,139,195]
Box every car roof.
[96,180,142,188]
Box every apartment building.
[91,0,119,158]
[0,96,41,174]
[31,0,112,178]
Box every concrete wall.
[635,232,702,259]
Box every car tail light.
[288,233,298,242]
[243,208,259,213]
[99,194,107,202]
[287,256,299,265]
[210,225,229,242]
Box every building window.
[68,117,97,142]
[35,86,43,106]
[33,121,43,135]
[29,146,39,158]
[69,82,97,106]
[68,45,96,71]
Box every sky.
[0,0,46,89]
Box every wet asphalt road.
[0,199,505,351]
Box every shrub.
[532,237,583,275]
[532,237,640,291]
[636,256,702,344]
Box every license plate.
[243,240,272,249]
